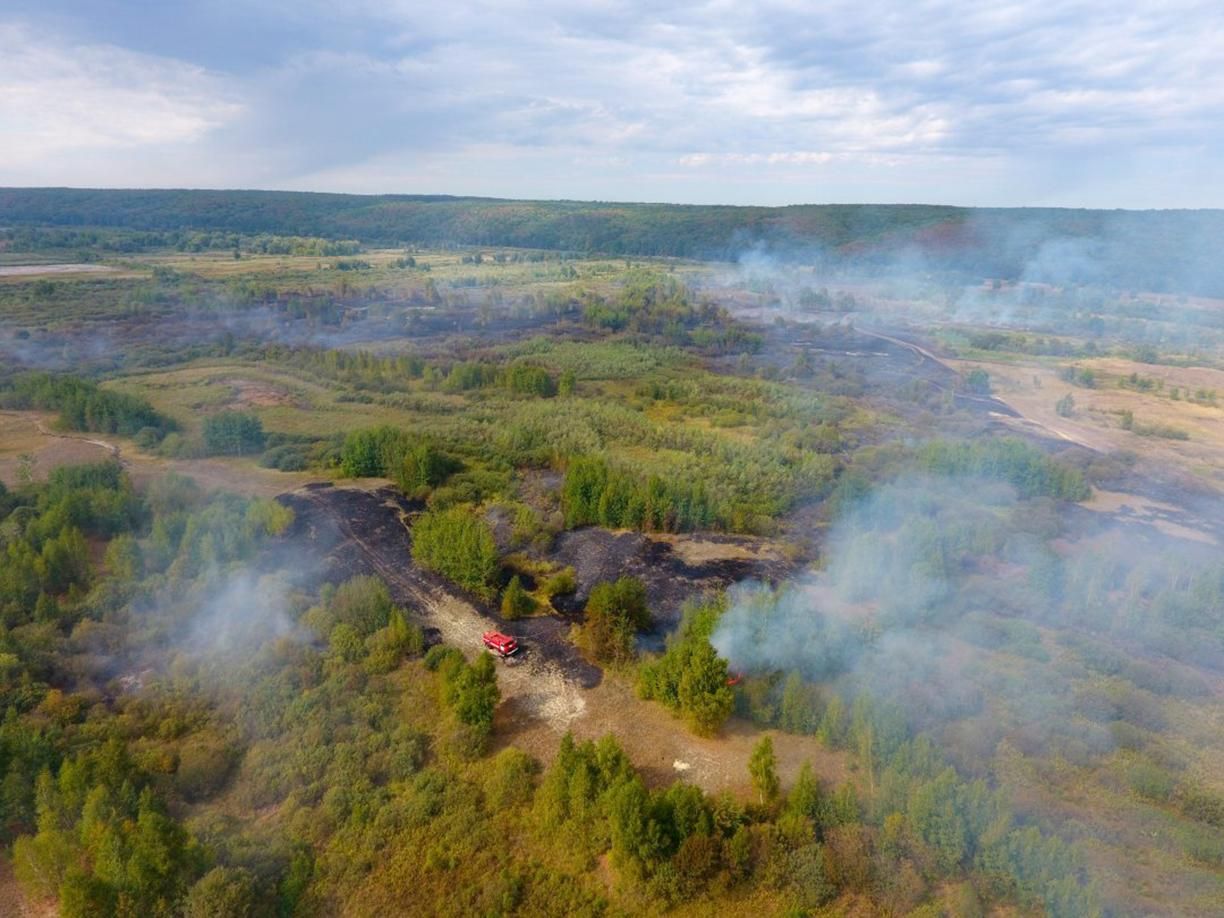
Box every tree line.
[0,373,175,439]
[6,189,1224,295]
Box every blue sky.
[2,1,1222,207]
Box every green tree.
[965,368,991,394]
[748,736,779,806]
[443,652,501,743]
[785,762,823,828]
[577,576,651,665]
[411,507,499,598]
[397,443,458,494]
[103,534,142,581]
[328,574,395,637]
[339,426,407,478]
[501,575,536,621]
[182,867,256,918]
[40,528,91,594]
[202,411,265,456]
[676,642,734,736]
[778,672,820,734]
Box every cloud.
[0,23,241,168]
[1,1,1222,205]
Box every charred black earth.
[271,483,795,683]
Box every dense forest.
[3,188,1223,294]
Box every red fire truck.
[482,631,520,660]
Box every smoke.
[0,299,441,376]
[704,209,1224,358]
[711,457,1224,771]
[177,569,298,661]
[711,476,1020,724]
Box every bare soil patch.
[499,673,849,796]
[222,377,301,409]
[0,263,116,277]
[0,411,116,486]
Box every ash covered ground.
[272,483,796,680]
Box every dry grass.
[0,408,312,497]
[952,356,1224,488]
[496,669,850,800]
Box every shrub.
[501,575,536,620]
[202,411,265,456]
[412,507,499,599]
[541,567,577,598]
[575,576,650,665]
[175,734,238,802]
[339,425,407,478]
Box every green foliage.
[202,411,265,456]
[638,601,734,736]
[174,733,237,802]
[778,672,821,735]
[0,372,174,438]
[915,437,1089,501]
[339,425,408,477]
[485,748,539,811]
[575,576,650,665]
[182,867,257,918]
[500,575,536,621]
[748,737,780,806]
[14,755,205,917]
[541,567,577,598]
[563,455,715,533]
[7,189,1224,297]
[329,574,395,636]
[365,609,425,673]
[504,363,557,397]
[438,652,501,751]
[411,507,499,598]
[397,443,460,494]
[964,368,991,394]
[1058,365,1097,388]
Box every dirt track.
[274,483,850,792]
[277,484,600,731]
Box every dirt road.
[276,483,849,794]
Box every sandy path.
[0,263,116,277]
[0,857,56,918]
[284,485,850,797]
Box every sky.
[1,0,1222,208]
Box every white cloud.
[1,1,1222,205]
[0,23,241,168]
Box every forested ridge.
[4,188,1224,293]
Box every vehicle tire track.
[281,485,592,732]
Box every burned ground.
[273,483,797,678]
[546,527,795,633]
[275,483,603,688]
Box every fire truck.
[482,631,520,660]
